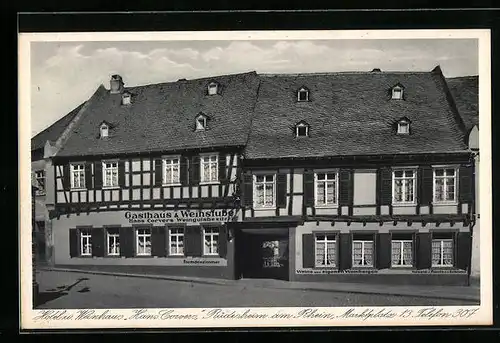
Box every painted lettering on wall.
[125,209,235,224]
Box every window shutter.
[118,160,125,187]
[85,163,93,189]
[180,156,188,186]
[302,234,315,268]
[151,226,166,257]
[376,233,392,269]
[190,155,200,185]
[69,228,78,257]
[379,167,392,205]
[218,225,227,258]
[416,233,432,269]
[339,233,352,270]
[277,173,287,208]
[456,232,471,270]
[185,226,202,257]
[63,164,71,190]
[119,227,135,257]
[154,159,162,186]
[420,166,433,205]
[241,172,253,207]
[303,170,315,206]
[218,155,227,182]
[91,227,105,257]
[459,164,473,203]
[94,162,103,189]
[339,169,352,206]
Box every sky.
[30,38,479,137]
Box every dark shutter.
[420,166,433,205]
[218,225,227,258]
[303,169,315,206]
[456,232,471,270]
[180,156,188,186]
[85,163,93,189]
[376,233,392,269]
[154,159,162,186]
[416,233,432,269]
[380,167,392,205]
[91,227,105,257]
[459,164,473,203]
[69,228,78,257]
[94,162,103,189]
[277,173,287,208]
[118,160,125,188]
[119,227,135,257]
[218,155,227,182]
[241,172,253,207]
[63,164,71,190]
[339,233,352,270]
[339,169,352,206]
[302,234,315,268]
[151,226,166,257]
[190,155,200,185]
[185,226,202,257]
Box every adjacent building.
[32,67,478,285]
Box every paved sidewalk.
[37,266,480,303]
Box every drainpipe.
[467,151,478,287]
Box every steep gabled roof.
[56,71,260,157]
[244,67,469,159]
[446,76,479,131]
[31,102,85,152]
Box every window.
[107,228,120,256]
[203,227,219,255]
[103,161,119,188]
[397,121,410,134]
[433,167,458,203]
[122,92,131,105]
[295,121,309,137]
[196,114,207,131]
[297,87,309,102]
[352,235,374,267]
[391,234,413,267]
[169,227,184,256]
[100,123,109,138]
[254,174,276,208]
[200,154,218,183]
[79,228,92,256]
[315,234,337,267]
[70,163,85,189]
[392,86,403,100]
[315,171,338,207]
[35,170,46,194]
[392,169,416,204]
[208,82,218,95]
[432,234,454,267]
[163,156,180,185]
[136,228,151,256]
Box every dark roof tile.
[446,76,479,131]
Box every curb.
[37,267,480,303]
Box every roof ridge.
[259,70,434,77]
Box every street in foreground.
[34,270,478,309]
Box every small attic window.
[391,85,404,100]
[122,92,131,105]
[397,119,411,135]
[100,122,109,138]
[208,82,219,96]
[297,87,309,102]
[196,113,208,131]
[295,121,310,137]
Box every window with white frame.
[80,228,92,256]
[35,170,46,194]
[397,120,410,134]
[70,163,85,189]
[315,234,337,267]
[315,171,338,207]
[352,235,374,267]
[200,154,218,183]
[295,122,309,137]
[432,234,454,267]
[254,174,276,208]
[297,88,309,102]
[433,167,458,203]
[391,234,413,267]
[169,227,184,256]
[196,114,207,131]
[203,227,219,255]
[392,86,403,100]
[100,123,109,138]
[136,228,151,256]
[208,82,218,95]
[393,169,416,204]
[103,161,119,188]
[163,156,180,185]
[107,228,120,256]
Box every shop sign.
[124,209,236,224]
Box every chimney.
[371,68,381,72]
[110,74,124,94]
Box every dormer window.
[100,123,109,138]
[396,118,411,135]
[208,81,219,96]
[297,87,309,102]
[195,113,208,131]
[391,84,405,100]
[295,120,310,137]
[122,92,131,105]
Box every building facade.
[34,67,477,285]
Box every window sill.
[135,254,153,258]
[203,254,220,257]
[392,202,417,207]
[102,186,121,190]
[253,206,277,211]
[70,188,87,192]
[163,183,182,187]
[199,181,221,186]
[315,205,339,209]
[432,202,459,206]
